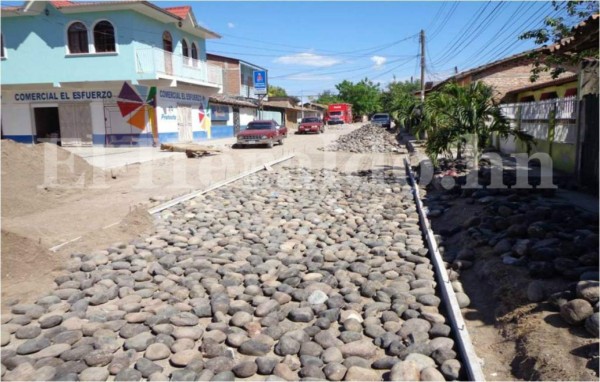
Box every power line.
[455,1,533,67]
[274,55,419,81]
[217,31,419,57]
[429,2,460,41]
[431,1,492,65]
[432,3,566,80]
[426,2,447,32]
[434,1,507,65]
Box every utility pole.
[420,29,426,102]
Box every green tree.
[519,1,599,81]
[314,90,341,105]
[380,79,420,130]
[335,78,381,117]
[268,85,288,98]
[416,82,533,163]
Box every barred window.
[94,21,115,52]
[67,22,88,54]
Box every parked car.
[371,113,392,128]
[236,120,287,148]
[298,117,324,134]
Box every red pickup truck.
[236,120,287,148]
[298,117,324,134]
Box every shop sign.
[13,90,113,102]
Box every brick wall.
[469,59,577,102]
[207,55,241,96]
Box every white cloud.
[227,22,235,28]
[371,55,387,69]
[274,52,340,67]
[285,73,335,81]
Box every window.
[1,33,5,58]
[191,42,198,60]
[564,88,577,97]
[182,39,189,57]
[540,91,558,100]
[67,22,89,54]
[162,31,173,53]
[519,95,535,103]
[93,21,115,52]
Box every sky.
[4,0,565,98]
[153,1,562,98]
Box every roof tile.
[164,6,191,19]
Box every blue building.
[1,0,231,146]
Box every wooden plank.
[404,158,486,382]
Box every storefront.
[209,95,258,136]
[1,82,218,147]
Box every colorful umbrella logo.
[117,82,157,130]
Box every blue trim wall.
[4,135,35,144]
[6,129,234,147]
[210,125,234,139]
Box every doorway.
[162,31,173,75]
[58,103,93,146]
[177,105,193,142]
[33,107,61,145]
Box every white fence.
[499,96,578,149]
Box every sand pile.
[1,229,63,307]
[1,140,106,217]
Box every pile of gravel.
[432,187,599,339]
[1,168,463,381]
[320,124,406,154]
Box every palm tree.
[414,81,533,164]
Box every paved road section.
[1,166,464,381]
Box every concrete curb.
[404,157,486,382]
[147,154,296,215]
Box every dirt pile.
[1,229,63,308]
[1,140,106,217]
[320,124,406,153]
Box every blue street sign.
[253,70,267,95]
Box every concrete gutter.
[404,158,486,382]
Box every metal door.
[233,107,241,133]
[59,103,93,146]
[104,106,135,146]
[177,105,193,142]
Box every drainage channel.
[404,158,486,381]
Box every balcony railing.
[135,47,223,87]
[240,84,258,99]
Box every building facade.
[209,94,258,137]
[206,53,266,100]
[1,1,227,146]
[430,50,577,102]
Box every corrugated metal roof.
[263,100,304,112]
[209,95,258,108]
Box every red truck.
[235,120,287,148]
[324,103,353,125]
